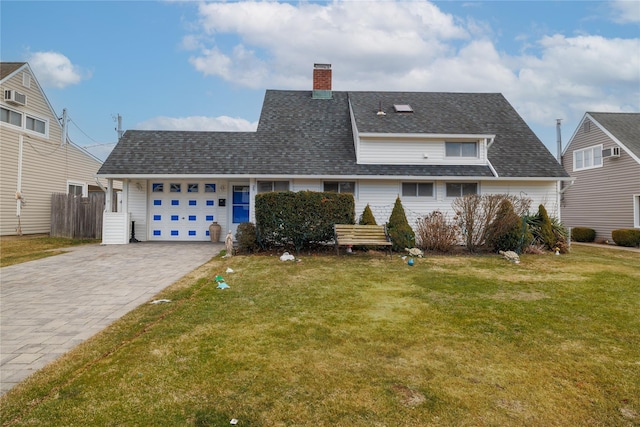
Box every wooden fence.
[51,192,105,239]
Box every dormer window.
[445,141,478,157]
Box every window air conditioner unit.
[602,147,620,158]
[4,90,26,106]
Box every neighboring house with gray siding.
[97,64,570,244]
[561,112,640,242]
[1,62,104,236]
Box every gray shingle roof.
[98,89,568,179]
[589,112,640,158]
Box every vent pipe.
[556,118,562,163]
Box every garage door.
[148,181,218,241]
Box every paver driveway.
[0,242,221,394]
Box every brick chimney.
[312,63,332,99]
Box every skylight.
[393,104,413,113]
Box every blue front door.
[232,185,249,224]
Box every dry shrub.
[415,211,459,253]
[452,194,531,253]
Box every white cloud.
[181,0,639,148]
[188,0,467,88]
[610,0,640,24]
[27,51,88,88]
[135,115,258,132]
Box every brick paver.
[0,242,221,394]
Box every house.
[561,112,640,242]
[97,64,570,244]
[1,62,107,236]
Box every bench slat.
[334,224,392,255]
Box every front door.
[230,184,250,238]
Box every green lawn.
[1,246,639,426]
[0,235,98,267]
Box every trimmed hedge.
[612,229,640,247]
[571,227,596,242]
[387,196,415,252]
[255,191,355,253]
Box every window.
[1,107,22,127]
[68,183,85,197]
[257,181,289,193]
[1,107,48,136]
[574,145,603,171]
[446,142,478,157]
[152,183,164,192]
[25,116,45,134]
[204,183,216,193]
[402,182,434,197]
[170,183,181,193]
[324,181,355,194]
[23,72,31,88]
[187,183,199,193]
[446,182,478,197]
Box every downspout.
[15,135,24,235]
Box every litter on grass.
[230,419,238,425]
[280,252,295,261]
[226,267,235,273]
[217,282,230,289]
[150,299,171,304]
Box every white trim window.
[1,106,22,127]
[68,181,87,197]
[257,180,290,193]
[0,106,48,137]
[446,182,478,198]
[445,141,478,157]
[573,145,603,171]
[324,181,355,194]
[634,194,640,229]
[402,182,434,197]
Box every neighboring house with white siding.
[97,64,570,244]
[561,112,640,242]
[1,62,104,236]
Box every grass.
[0,235,99,267]
[1,246,639,426]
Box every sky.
[1,0,639,161]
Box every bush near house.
[571,227,596,242]
[415,210,459,253]
[359,204,377,225]
[612,229,640,247]
[452,194,531,253]
[255,191,355,253]
[386,196,415,252]
[486,199,529,253]
[235,222,258,253]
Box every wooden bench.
[334,224,393,255]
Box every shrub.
[452,194,532,253]
[386,196,415,252]
[359,204,377,225]
[571,227,596,242]
[255,191,355,253]
[415,210,459,253]
[235,222,258,253]
[486,199,528,253]
[612,229,640,247]
[525,207,569,253]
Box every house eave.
[97,173,571,182]
[358,132,496,140]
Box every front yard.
[1,246,639,426]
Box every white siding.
[102,212,130,244]
[357,137,487,166]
